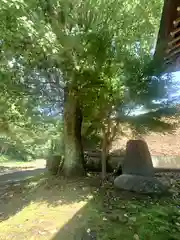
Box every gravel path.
[0,168,46,185]
[0,159,46,184]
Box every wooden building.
[155,0,180,72]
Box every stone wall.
[152,156,180,169]
[85,150,180,171]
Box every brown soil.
[111,117,180,156]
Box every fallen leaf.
[38,231,46,235]
[121,205,126,209]
[49,229,57,234]
[134,233,140,240]
[129,216,137,222]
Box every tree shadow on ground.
[49,187,137,240]
[0,168,45,182]
[0,166,23,174]
[0,173,180,240]
[0,174,101,222]
[50,182,180,240]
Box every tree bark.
[101,120,111,181]
[62,88,85,177]
[101,134,107,180]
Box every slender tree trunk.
[62,88,85,177]
[101,132,107,181]
[101,120,111,181]
[0,144,8,155]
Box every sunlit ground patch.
[0,174,180,240]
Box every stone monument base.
[114,174,170,194]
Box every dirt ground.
[112,120,180,156]
[0,159,46,184]
[0,173,180,240]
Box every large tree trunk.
[62,89,85,177]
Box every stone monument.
[114,140,170,194]
[122,140,154,176]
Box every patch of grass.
[0,174,180,240]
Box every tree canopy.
[1,0,172,176]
